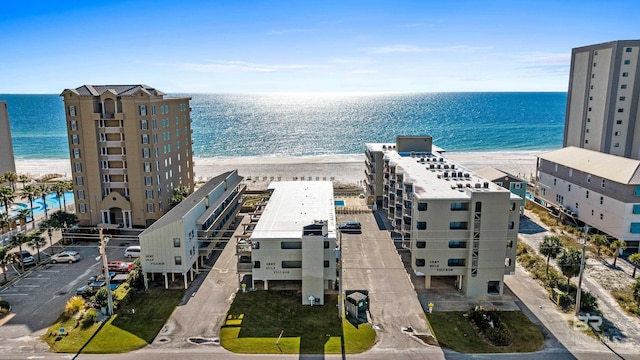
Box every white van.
[124,245,141,258]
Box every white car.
[50,252,80,263]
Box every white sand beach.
[15,150,544,190]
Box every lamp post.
[575,225,589,316]
[47,227,53,254]
[98,228,114,316]
[338,229,343,319]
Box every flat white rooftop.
[252,181,337,239]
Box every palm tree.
[0,246,18,283]
[170,185,191,207]
[49,182,66,211]
[0,212,11,235]
[557,247,582,292]
[9,233,29,272]
[633,279,640,306]
[61,180,73,210]
[17,174,30,189]
[3,172,18,191]
[20,184,39,230]
[610,239,627,267]
[49,211,79,245]
[629,253,640,278]
[36,184,50,220]
[14,208,32,230]
[28,234,47,263]
[539,235,562,275]
[0,186,15,214]
[590,234,609,259]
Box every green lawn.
[44,289,185,353]
[426,311,544,353]
[221,290,375,354]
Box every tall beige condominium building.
[366,136,520,297]
[564,40,640,159]
[60,85,194,228]
[0,101,16,175]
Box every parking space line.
[12,285,40,288]
[41,270,61,273]
[0,293,29,296]
[24,277,50,280]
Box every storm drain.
[187,337,220,345]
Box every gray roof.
[140,171,240,235]
[60,84,166,97]
[538,147,640,185]
[475,167,525,183]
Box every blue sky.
[1,0,638,93]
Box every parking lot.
[0,235,138,352]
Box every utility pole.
[575,225,589,316]
[98,228,114,316]
[338,230,343,319]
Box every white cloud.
[177,61,323,73]
[351,69,378,74]
[365,44,493,54]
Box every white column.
[184,273,188,289]
[143,272,148,290]
[121,210,128,228]
[164,273,168,289]
[127,211,132,228]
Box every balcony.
[101,126,124,134]
[92,112,124,121]
[103,168,127,175]
[103,140,125,148]
[105,181,129,188]
[403,223,412,231]
[100,154,126,161]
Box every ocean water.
[1,92,566,160]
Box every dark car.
[17,250,35,267]
[338,221,362,231]
[88,271,116,284]
[76,281,106,297]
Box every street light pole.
[575,225,589,316]
[338,230,343,319]
[99,228,114,316]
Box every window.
[617,120,623,125]
[620,96,626,101]
[587,118,591,122]
[142,148,150,158]
[624,60,631,65]
[282,261,302,268]
[281,241,302,249]
[623,72,629,77]
[506,240,513,248]
[152,105,156,115]
[587,175,591,183]
[614,143,620,148]
[68,105,76,116]
[70,120,78,131]
[147,203,155,213]
[449,222,468,230]
[174,256,182,265]
[450,202,469,211]
[415,258,425,267]
[448,241,467,248]
[592,210,594,216]
[553,179,557,186]
[586,129,590,133]
[508,221,515,229]
[323,241,330,249]
[601,179,606,188]
[75,176,83,186]
[144,162,151,172]
[73,148,80,158]
[173,238,180,247]
[621,84,628,89]
[626,47,633,52]
[575,202,579,209]
[594,50,598,55]
[635,186,640,196]
[416,222,427,230]
[599,196,603,205]
[631,223,640,233]
[142,134,149,144]
[416,241,426,248]
[74,162,82,172]
[586,190,589,198]
[144,176,153,186]
[600,213,604,220]
[140,105,147,116]
[593,62,597,67]
[324,261,330,268]
[417,202,427,211]
[77,190,85,200]
[253,261,260,269]
[152,119,157,129]
[568,184,571,191]
[510,202,516,211]
[488,281,501,294]
[633,205,640,214]
[145,190,153,199]
[78,203,86,213]
[140,120,148,130]
[448,258,465,267]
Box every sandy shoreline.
[15,150,545,189]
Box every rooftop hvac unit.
[437,164,442,169]
[437,174,443,179]
[475,183,482,188]
[466,183,471,188]
[457,183,463,189]
[439,157,444,162]
[451,164,456,169]
[444,164,449,169]
[457,171,463,177]
[443,172,449,178]
[464,173,470,178]
[451,184,457,189]
[483,182,489,188]
[429,164,435,169]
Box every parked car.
[124,245,141,258]
[60,250,80,259]
[338,221,362,231]
[88,271,116,284]
[50,252,80,263]
[107,261,134,273]
[76,281,105,297]
[17,250,35,266]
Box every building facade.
[366,136,520,297]
[564,40,640,159]
[0,101,16,175]
[536,147,640,253]
[60,85,194,228]
[240,181,337,305]
[139,170,245,288]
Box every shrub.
[64,296,86,316]
[81,309,98,328]
[92,287,109,308]
[0,299,10,310]
[467,308,512,346]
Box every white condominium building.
[536,147,640,253]
[365,136,520,297]
[244,181,337,305]
[0,101,16,175]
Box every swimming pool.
[334,200,345,207]
[6,191,75,217]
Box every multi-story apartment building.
[536,147,640,253]
[564,40,640,159]
[365,136,520,297]
[60,85,194,228]
[239,181,337,305]
[139,170,245,289]
[0,101,16,175]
